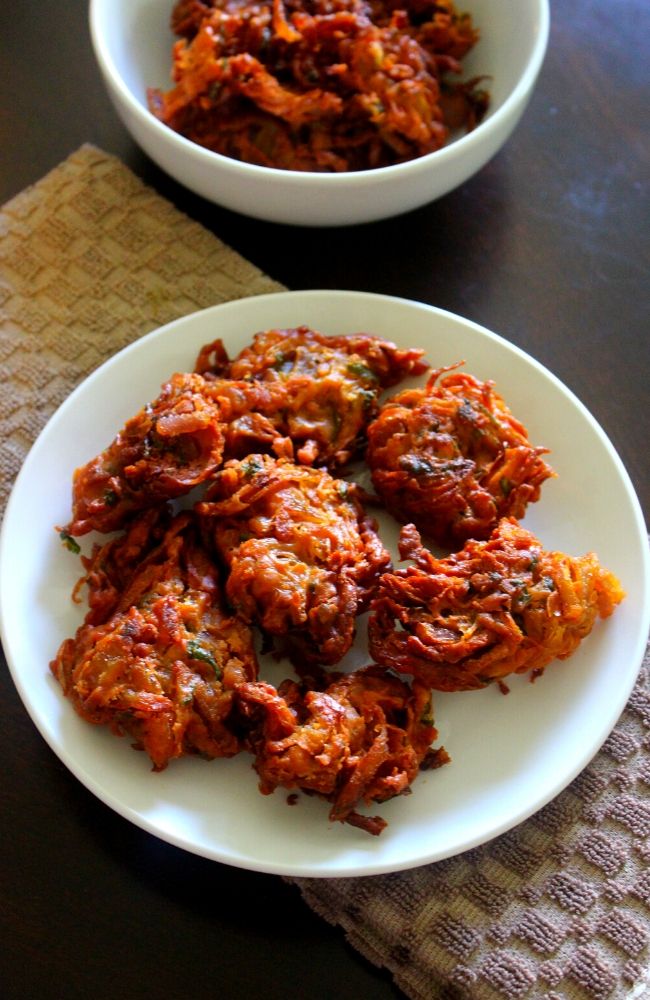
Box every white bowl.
[90,0,550,226]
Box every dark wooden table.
[1,2,648,998]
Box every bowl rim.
[89,0,550,185]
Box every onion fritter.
[65,373,287,537]
[197,326,428,467]
[368,518,625,691]
[66,372,225,536]
[51,511,258,769]
[366,365,555,548]
[234,665,448,834]
[197,454,391,665]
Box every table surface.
[1,2,648,998]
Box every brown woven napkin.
[1,147,648,1000]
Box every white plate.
[1,290,648,877]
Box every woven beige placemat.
[1,146,648,1000]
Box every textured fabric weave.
[1,146,648,1000]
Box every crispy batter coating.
[72,505,175,626]
[66,372,225,536]
[368,518,625,691]
[51,512,258,769]
[197,454,391,665]
[234,665,448,834]
[65,372,289,537]
[198,326,428,467]
[366,365,555,548]
[207,374,292,459]
[150,0,488,172]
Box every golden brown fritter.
[197,326,428,467]
[51,512,258,769]
[197,454,391,665]
[234,665,448,834]
[65,372,289,537]
[366,364,555,548]
[368,518,625,691]
[66,373,225,537]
